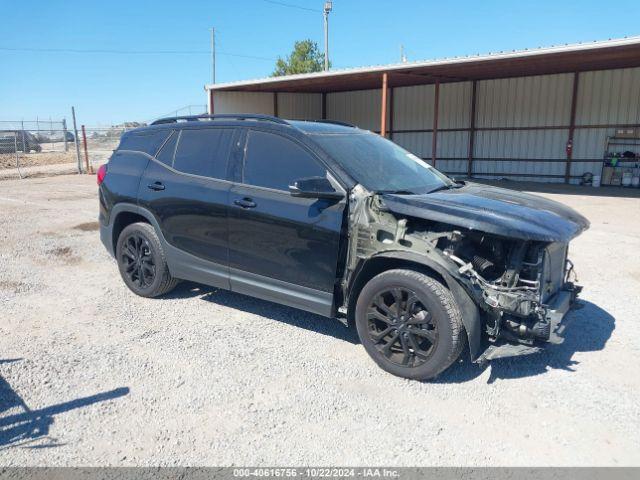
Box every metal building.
[205,37,640,184]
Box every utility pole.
[210,27,216,84]
[323,1,332,71]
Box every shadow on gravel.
[436,300,615,384]
[164,281,359,344]
[0,360,129,449]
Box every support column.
[273,92,278,117]
[388,87,394,140]
[565,72,580,184]
[467,80,477,178]
[431,80,440,167]
[380,73,388,137]
[208,89,214,115]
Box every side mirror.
[289,176,344,200]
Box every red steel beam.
[388,87,394,141]
[380,73,388,137]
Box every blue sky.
[2,0,640,125]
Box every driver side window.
[243,130,325,191]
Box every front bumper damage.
[475,285,580,365]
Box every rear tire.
[355,269,465,380]
[116,222,178,298]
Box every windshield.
[310,132,452,194]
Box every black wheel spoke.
[373,296,394,316]
[399,334,411,366]
[367,309,394,325]
[411,327,437,344]
[371,326,393,343]
[366,286,437,368]
[406,293,419,314]
[382,331,401,357]
[121,233,156,289]
[391,288,403,318]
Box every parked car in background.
[97,114,589,380]
[35,131,74,143]
[0,130,41,153]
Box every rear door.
[227,128,346,316]
[138,126,239,288]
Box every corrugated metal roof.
[206,36,640,93]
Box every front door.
[227,129,346,316]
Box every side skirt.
[229,267,334,318]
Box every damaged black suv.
[98,114,589,380]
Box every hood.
[380,183,590,243]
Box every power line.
[261,0,321,13]
[0,46,276,61]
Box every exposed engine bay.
[340,184,585,361]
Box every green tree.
[272,39,327,76]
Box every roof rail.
[150,114,290,126]
[302,119,357,128]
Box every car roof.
[131,114,366,137]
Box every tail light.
[97,164,107,185]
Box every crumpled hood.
[380,183,590,243]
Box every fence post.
[13,134,23,179]
[62,119,69,152]
[81,125,92,174]
[20,120,27,154]
[71,106,82,173]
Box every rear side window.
[243,130,325,191]
[155,130,177,166]
[118,130,171,156]
[173,128,234,179]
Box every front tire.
[355,269,465,380]
[116,222,178,298]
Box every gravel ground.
[0,175,639,466]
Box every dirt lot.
[0,175,639,466]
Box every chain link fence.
[0,120,137,178]
[1,105,208,179]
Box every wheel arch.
[105,203,167,255]
[348,250,483,361]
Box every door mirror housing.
[289,176,344,200]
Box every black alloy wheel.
[120,233,156,289]
[367,287,438,368]
[115,222,178,298]
[355,269,465,380]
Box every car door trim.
[229,267,334,317]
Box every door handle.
[233,197,257,209]
[147,182,165,191]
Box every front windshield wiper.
[375,189,415,195]
[427,183,462,194]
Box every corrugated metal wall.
[211,66,640,183]
[571,67,640,183]
[214,91,274,115]
[326,89,386,131]
[277,93,322,119]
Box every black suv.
[99,114,589,380]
